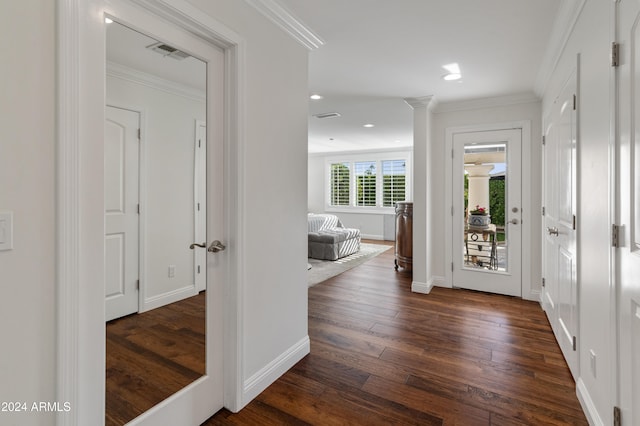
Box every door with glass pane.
[452,129,522,296]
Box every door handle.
[509,219,519,225]
[189,242,207,249]
[208,240,226,253]
[547,227,559,236]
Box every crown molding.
[245,0,324,50]
[404,95,435,110]
[534,0,587,97]
[432,92,540,114]
[106,61,206,102]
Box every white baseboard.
[141,284,197,312]
[361,233,384,240]
[431,275,446,287]
[411,280,432,294]
[576,377,604,426]
[242,336,310,406]
[524,289,541,302]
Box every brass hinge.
[614,406,621,426]
[611,42,620,67]
[542,278,546,288]
[612,224,620,248]
[572,335,577,351]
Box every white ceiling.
[107,1,563,154]
[277,0,562,153]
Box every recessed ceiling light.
[442,62,462,81]
[443,73,462,81]
[105,17,114,24]
[310,94,323,100]
[363,123,375,128]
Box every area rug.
[308,243,393,287]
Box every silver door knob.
[189,242,207,249]
[547,226,559,236]
[208,240,226,253]
[509,219,519,225]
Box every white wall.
[426,99,543,297]
[107,71,206,307]
[0,1,56,425]
[541,0,612,423]
[188,0,310,402]
[308,149,412,240]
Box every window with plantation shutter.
[355,161,377,206]
[330,162,350,206]
[382,160,406,207]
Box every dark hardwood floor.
[205,241,587,425]
[105,240,587,425]
[105,292,205,426]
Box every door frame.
[56,0,246,423]
[444,121,534,299]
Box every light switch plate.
[0,211,14,251]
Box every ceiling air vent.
[313,112,341,119]
[147,42,191,60]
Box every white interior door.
[452,128,522,296]
[105,105,140,322]
[541,70,578,379]
[195,121,207,292]
[616,0,640,422]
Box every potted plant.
[468,205,491,228]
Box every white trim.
[57,1,82,424]
[433,93,540,114]
[576,378,605,426]
[361,233,384,240]
[244,0,324,50]
[308,146,413,158]
[411,280,432,294]
[242,336,310,406]
[107,61,206,102]
[534,0,587,97]
[141,285,198,312]
[444,121,533,298]
[404,95,435,110]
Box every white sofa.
[307,213,361,260]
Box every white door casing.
[616,1,640,423]
[541,68,578,379]
[105,105,140,322]
[451,128,523,297]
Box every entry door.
[541,71,578,379]
[105,105,140,321]
[617,0,640,422]
[452,129,522,296]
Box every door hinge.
[572,215,576,230]
[611,42,620,67]
[542,135,546,146]
[614,406,621,426]
[197,265,201,274]
[542,206,546,216]
[451,262,454,272]
[572,335,577,351]
[136,279,140,290]
[572,94,577,111]
[137,204,140,214]
[542,278,546,287]
[612,224,620,248]
[451,206,454,216]
[451,148,454,159]
[137,128,141,140]
[197,202,200,211]
[198,139,201,148]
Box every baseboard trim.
[242,336,310,406]
[576,378,604,426]
[411,281,432,294]
[361,233,384,240]
[141,285,197,312]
